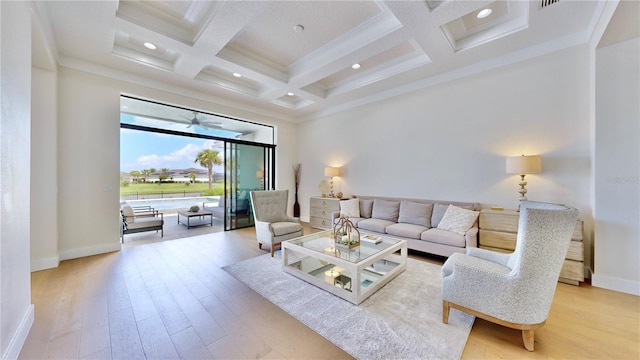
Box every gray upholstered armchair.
[441,201,579,351]
[249,190,303,256]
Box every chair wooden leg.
[442,301,450,324]
[522,330,535,351]
[270,244,275,257]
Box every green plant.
[200,188,224,196]
[189,205,200,212]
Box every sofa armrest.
[464,226,478,248]
[331,211,341,224]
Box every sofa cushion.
[357,218,395,233]
[398,201,433,228]
[437,205,480,235]
[386,223,428,240]
[421,228,466,247]
[431,204,449,228]
[340,198,360,218]
[371,199,400,222]
[121,205,135,222]
[345,217,366,226]
[270,222,303,236]
[360,199,374,219]
[127,216,162,229]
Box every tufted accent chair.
[441,201,579,351]
[250,190,303,257]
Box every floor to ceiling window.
[119,95,275,231]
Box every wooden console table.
[478,209,584,285]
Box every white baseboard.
[2,304,34,360]
[59,242,121,261]
[30,255,60,272]
[592,273,640,296]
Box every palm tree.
[195,149,222,189]
[129,170,140,183]
[160,168,170,183]
[188,172,197,183]
[140,169,151,183]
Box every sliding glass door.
[223,142,275,231]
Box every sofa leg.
[270,244,275,257]
[442,301,450,324]
[522,330,535,351]
[258,243,263,250]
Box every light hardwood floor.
[20,224,639,359]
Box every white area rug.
[223,253,474,360]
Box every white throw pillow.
[340,198,360,218]
[437,205,479,235]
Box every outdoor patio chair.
[120,203,164,243]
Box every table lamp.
[506,154,541,207]
[324,167,342,198]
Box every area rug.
[223,253,475,360]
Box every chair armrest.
[281,216,299,223]
[466,246,511,267]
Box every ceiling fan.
[182,111,223,130]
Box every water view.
[124,196,220,212]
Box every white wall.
[593,37,640,295]
[31,67,59,271]
[52,66,297,262]
[1,2,34,359]
[298,45,593,267]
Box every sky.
[120,114,226,173]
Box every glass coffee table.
[282,229,407,305]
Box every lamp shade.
[324,167,342,177]
[506,155,541,174]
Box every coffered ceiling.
[36,1,608,122]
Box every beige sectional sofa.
[331,195,480,258]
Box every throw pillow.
[371,199,400,222]
[121,205,135,222]
[398,201,433,228]
[437,205,479,235]
[431,203,449,228]
[359,199,374,218]
[340,198,361,218]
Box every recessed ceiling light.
[143,42,157,50]
[352,63,361,70]
[476,8,492,19]
[121,105,128,109]
[287,92,294,96]
[293,24,305,32]
[233,72,242,78]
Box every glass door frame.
[222,141,275,231]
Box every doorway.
[120,95,275,232]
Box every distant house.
[127,167,218,183]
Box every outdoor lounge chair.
[120,203,164,243]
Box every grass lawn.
[120,182,224,196]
